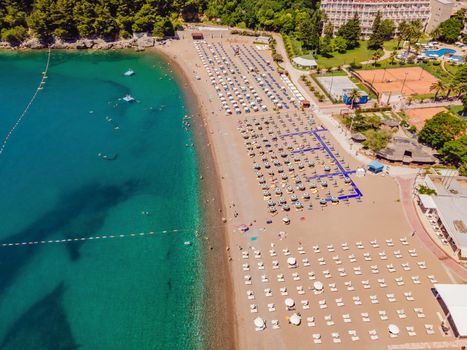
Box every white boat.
[124,69,135,76]
[123,94,135,102]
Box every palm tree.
[348,89,362,135]
[389,50,397,65]
[445,81,455,98]
[430,80,446,100]
[372,49,384,66]
[405,20,423,55]
[349,89,362,109]
[396,20,408,49]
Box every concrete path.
[404,100,462,109]
[360,48,392,65]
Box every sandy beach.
[156,48,238,349]
[155,29,466,349]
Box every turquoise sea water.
[0,51,203,349]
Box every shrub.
[272,53,283,62]
[459,163,467,177]
[362,127,392,152]
[417,185,437,195]
[350,62,362,69]
[419,112,467,149]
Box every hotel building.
[320,0,432,36]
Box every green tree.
[52,0,77,40]
[371,49,384,66]
[297,9,323,51]
[27,0,56,40]
[73,0,96,38]
[93,2,117,39]
[418,112,467,149]
[403,20,423,54]
[319,35,332,56]
[363,128,392,152]
[344,113,381,132]
[380,19,395,40]
[430,80,446,99]
[396,20,408,49]
[153,18,174,37]
[440,135,467,166]
[348,89,362,110]
[432,9,466,43]
[389,50,397,64]
[332,36,347,53]
[451,64,467,97]
[337,13,360,49]
[132,4,156,33]
[368,11,383,50]
[323,21,333,37]
[459,163,467,176]
[1,26,28,45]
[296,12,316,50]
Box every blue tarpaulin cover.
[368,160,384,173]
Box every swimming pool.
[450,55,465,63]
[423,48,456,57]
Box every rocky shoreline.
[0,34,164,51]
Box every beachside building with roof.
[434,284,467,338]
[292,56,318,69]
[191,32,204,40]
[320,0,431,36]
[417,174,467,259]
[255,36,271,44]
[377,137,436,164]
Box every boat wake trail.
[0,48,51,157]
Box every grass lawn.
[314,41,376,69]
[447,105,464,116]
[383,39,399,51]
[353,81,377,100]
[411,93,435,100]
[315,71,347,76]
[420,62,452,81]
[444,63,462,76]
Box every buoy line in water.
[0,224,227,249]
[0,48,51,156]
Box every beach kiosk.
[191,32,204,40]
[368,160,384,173]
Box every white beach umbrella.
[289,313,301,326]
[313,281,324,291]
[254,317,265,329]
[388,324,400,335]
[287,257,297,266]
[285,298,295,307]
